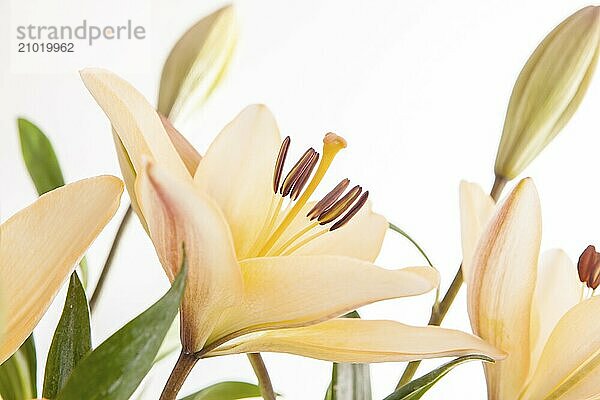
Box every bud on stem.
[495,6,600,181]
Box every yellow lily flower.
[0,176,123,363]
[461,178,600,399]
[494,6,600,181]
[80,68,504,364]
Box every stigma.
[248,133,369,258]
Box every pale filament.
[266,222,320,257]
[246,195,283,257]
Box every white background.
[2,1,600,399]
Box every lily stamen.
[268,180,352,256]
[317,185,362,224]
[257,133,346,256]
[255,133,370,258]
[290,152,320,200]
[331,191,370,231]
[270,185,370,256]
[280,149,318,198]
[577,245,600,292]
[272,136,291,193]
[307,179,350,220]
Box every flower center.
[248,133,369,258]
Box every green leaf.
[43,273,92,399]
[383,355,494,400]
[324,311,372,400]
[18,118,65,195]
[180,381,262,400]
[0,336,37,400]
[56,259,187,400]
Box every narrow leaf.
[43,273,91,399]
[18,118,65,195]
[180,381,262,400]
[383,355,493,400]
[56,259,187,400]
[0,336,37,400]
[324,311,372,400]
[20,336,37,396]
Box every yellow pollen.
[257,133,346,256]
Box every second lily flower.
[462,179,600,399]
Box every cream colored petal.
[207,256,438,343]
[267,200,387,262]
[520,296,600,400]
[529,249,581,376]
[159,114,202,175]
[459,181,495,285]
[135,160,242,352]
[467,178,541,400]
[0,176,123,363]
[194,105,281,259]
[80,69,190,195]
[208,319,505,363]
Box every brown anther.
[273,136,291,193]
[307,179,350,220]
[290,152,319,200]
[578,245,600,289]
[330,191,369,231]
[318,185,362,224]
[280,148,316,197]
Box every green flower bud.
[158,5,237,125]
[495,6,600,180]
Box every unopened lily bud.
[495,6,600,181]
[578,244,600,289]
[158,5,237,125]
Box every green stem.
[395,175,507,388]
[247,353,276,400]
[388,223,433,267]
[89,206,133,312]
[159,350,198,400]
